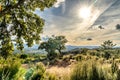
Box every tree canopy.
[116,24,120,30]
[38,35,67,59]
[101,40,116,50]
[0,0,56,58]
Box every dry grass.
[46,64,75,80]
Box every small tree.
[38,35,67,59]
[116,24,120,30]
[100,40,116,50]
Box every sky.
[35,0,120,46]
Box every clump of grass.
[70,60,107,80]
[0,58,21,80]
[116,69,120,80]
[70,61,90,80]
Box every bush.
[116,69,120,80]
[30,62,57,80]
[20,54,28,59]
[104,51,111,60]
[75,55,82,61]
[89,64,105,80]
[47,73,57,80]
[111,60,118,74]
[70,60,106,80]
[25,62,46,80]
[81,48,88,54]
[0,58,21,80]
[71,61,89,80]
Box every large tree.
[38,35,67,59]
[0,0,56,58]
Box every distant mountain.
[66,45,100,51]
[14,44,47,54]
[14,44,120,54]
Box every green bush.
[70,60,106,80]
[89,64,105,80]
[71,61,89,80]
[20,54,28,59]
[0,58,21,80]
[116,69,120,80]
[47,73,57,80]
[29,62,57,80]
[111,60,118,74]
[104,51,111,60]
[81,48,88,54]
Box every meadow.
[1,46,120,80]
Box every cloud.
[54,0,65,8]
[36,0,120,45]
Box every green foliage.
[25,62,46,80]
[89,64,105,80]
[116,24,120,30]
[38,35,67,60]
[71,62,88,80]
[101,40,116,50]
[74,54,83,61]
[20,54,28,59]
[81,48,88,54]
[70,61,106,80]
[25,68,35,80]
[0,58,21,80]
[116,69,120,80]
[111,60,118,74]
[47,73,57,80]
[0,0,56,58]
[104,51,111,60]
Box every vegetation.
[38,35,67,60]
[0,40,119,79]
[101,40,116,50]
[0,1,120,80]
[0,0,56,58]
[116,24,120,30]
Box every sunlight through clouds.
[36,0,120,45]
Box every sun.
[79,7,91,19]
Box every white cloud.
[54,0,65,7]
[38,0,120,45]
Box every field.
[0,47,120,80]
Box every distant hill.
[14,44,100,53]
[66,45,100,51]
[14,44,120,54]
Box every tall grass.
[0,57,21,80]
[70,60,119,80]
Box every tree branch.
[0,0,25,16]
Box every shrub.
[47,73,57,80]
[20,54,28,59]
[70,60,106,80]
[28,62,46,80]
[0,58,21,80]
[81,48,88,54]
[89,64,105,80]
[111,60,118,74]
[104,51,111,60]
[116,69,120,80]
[70,61,89,80]
[74,54,83,61]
